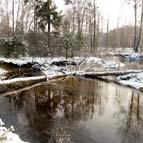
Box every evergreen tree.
[25,0,63,55]
[0,35,27,58]
[37,1,62,55]
[62,32,76,59]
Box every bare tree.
[106,17,109,49]
[12,0,15,33]
[93,0,97,51]
[135,0,143,52]
[126,0,141,51]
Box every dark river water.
[0,76,143,143]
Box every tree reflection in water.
[114,90,143,143]
[10,76,102,143]
[1,76,143,143]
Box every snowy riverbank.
[117,72,143,89]
[0,119,27,143]
[0,54,143,91]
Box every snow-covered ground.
[1,55,143,90]
[0,56,125,74]
[0,69,7,76]
[0,119,27,143]
[117,53,143,62]
[117,72,143,89]
[83,57,124,69]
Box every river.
[0,76,143,143]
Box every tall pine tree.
[25,0,62,55]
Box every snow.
[0,76,46,85]
[78,56,123,69]
[0,56,124,74]
[118,53,143,62]
[0,119,4,126]
[118,80,143,89]
[0,69,7,75]
[117,72,143,89]
[73,69,143,77]
[0,119,27,143]
[5,56,143,91]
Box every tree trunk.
[34,1,37,53]
[135,0,143,52]
[106,17,109,49]
[16,0,20,31]
[72,0,75,32]
[133,1,137,51]
[93,0,96,51]
[96,13,100,49]
[47,0,51,56]
[89,17,93,51]
[12,0,15,34]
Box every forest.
[0,0,142,58]
[1,0,143,143]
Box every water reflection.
[0,76,143,143]
[114,91,143,143]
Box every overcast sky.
[55,0,135,29]
[97,0,134,29]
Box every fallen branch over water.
[71,70,143,78]
[0,69,143,86]
[0,76,47,85]
[0,69,143,96]
[0,74,67,86]
[0,74,68,95]
[0,82,45,96]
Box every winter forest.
[1,0,143,58]
[1,0,143,143]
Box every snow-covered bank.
[117,72,143,89]
[0,56,125,75]
[0,119,27,143]
[0,69,6,76]
[117,53,143,62]
[83,57,124,69]
[2,56,143,91]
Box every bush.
[62,32,76,59]
[0,35,28,58]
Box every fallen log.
[71,70,143,78]
[1,69,143,96]
[0,76,47,95]
[0,69,142,88]
[0,74,67,96]
[50,60,77,66]
[0,82,45,96]
[0,76,47,85]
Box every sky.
[55,0,135,29]
[97,0,134,29]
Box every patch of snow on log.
[73,70,143,77]
[0,76,47,85]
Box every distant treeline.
[0,0,142,58]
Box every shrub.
[0,35,28,58]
